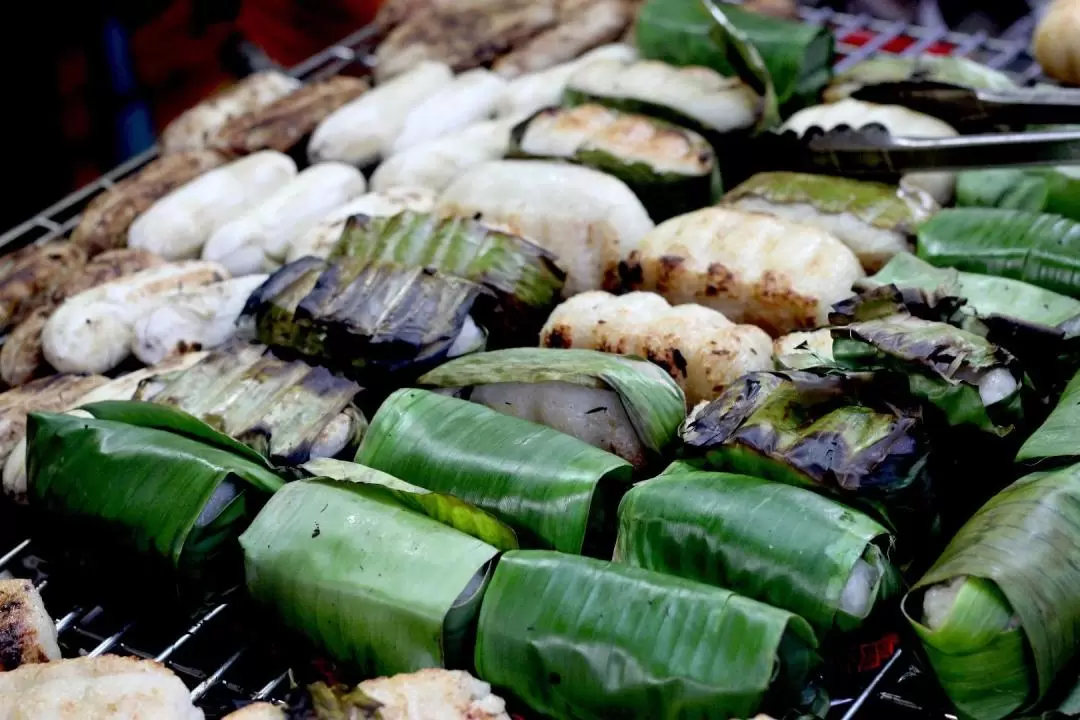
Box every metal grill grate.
[0,5,1045,718]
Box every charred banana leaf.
[832,315,1025,435]
[509,105,721,222]
[722,171,937,271]
[249,258,488,379]
[329,211,564,346]
[137,341,365,464]
[681,370,934,538]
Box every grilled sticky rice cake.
[0,579,60,671]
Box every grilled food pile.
[5,1,1080,719]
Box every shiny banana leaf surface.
[1017,369,1080,464]
[417,348,686,456]
[136,342,365,465]
[832,315,1024,435]
[330,211,565,345]
[636,0,833,112]
[240,477,498,676]
[355,389,633,556]
[957,168,1080,222]
[917,209,1080,298]
[905,463,1080,719]
[27,403,283,579]
[475,550,818,720]
[301,458,519,551]
[614,463,897,637]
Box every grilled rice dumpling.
[0,579,60,671]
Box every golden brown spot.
[655,255,684,294]
[705,262,735,297]
[544,326,572,349]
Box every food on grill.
[208,76,369,156]
[781,99,959,204]
[160,70,301,153]
[247,260,487,378]
[618,207,863,335]
[2,353,209,503]
[906,462,1080,720]
[137,342,365,465]
[0,580,60,670]
[0,655,203,719]
[772,328,834,370]
[1,249,164,387]
[70,151,227,257]
[635,0,833,111]
[42,260,229,375]
[564,58,760,140]
[509,104,719,221]
[308,62,454,168]
[1034,0,1080,86]
[721,172,938,271]
[286,187,438,263]
[0,242,87,334]
[418,348,685,468]
[615,462,898,636]
[27,402,283,580]
[495,43,637,120]
[0,373,108,467]
[240,471,500,673]
[129,151,298,260]
[131,274,269,366]
[475,550,818,720]
[540,290,772,406]
[681,370,934,537]
[202,163,367,276]
[355,388,632,554]
[371,119,514,194]
[328,210,565,345]
[823,54,1015,103]
[310,669,511,720]
[389,69,508,155]
[917,208,1080,299]
[957,167,1080,221]
[222,704,285,719]
[437,160,654,295]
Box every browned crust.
[70,150,226,257]
[210,77,369,155]
[0,243,87,332]
[0,580,55,671]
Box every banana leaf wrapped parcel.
[823,54,1015,104]
[355,389,633,556]
[418,348,685,469]
[957,167,1080,222]
[1017,369,1080,466]
[134,341,366,464]
[245,258,489,381]
[614,462,899,637]
[241,466,508,676]
[26,401,284,584]
[475,550,819,720]
[328,211,566,346]
[680,370,934,538]
[905,462,1080,720]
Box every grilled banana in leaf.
[0,579,60,670]
[510,104,720,221]
[722,171,937,271]
[330,210,565,346]
[418,347,685,468]
[565,58,761,141]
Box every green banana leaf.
[354,389,633,556]
[475,550,819,720]
[832,315,1024,435]
[240,477,498,676]
[824,55,1015,104]
[614,462,898,637]
[301,458,519,551]
[1017,369,1080,464]
[904,463,1080,719]
[700,0,778,132]
[27,405,284,581]
[917,208,1080,298]
[866,253,1080,328]
[417,348,686,467]
[139,341,366,464]
[636,0,833,113]
[957,168,1080,222]
[329,211,565,346]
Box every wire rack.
[0,4,1046,718]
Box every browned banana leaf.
[70,150,226,256]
